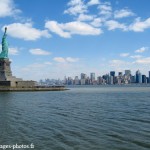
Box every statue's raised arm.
[3,27,7,38]
[4,27,7,33]
[0,27,9,59]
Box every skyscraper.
[142,75,147,83]
[125,70,131,76]
[118,72,123,76]
[81,73,87,79]
[136,70,142,83]
[81,73,87,85]
[74,76,80,85]
[110,71,115,77]
[149,71,150,83]
[90,73,95,84]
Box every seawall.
[0,86,68,92]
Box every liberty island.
[0,28,66,91]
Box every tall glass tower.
[136,70,142,83]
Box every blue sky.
[0,0,150,80]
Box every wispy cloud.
[45,20,102,38]
[105,20,127,31]
[129,17,150,32]
[120,53,130,57]
[90,18,102,27]
[98,2,112,19]
[29,48,51,55]
[110,59,129,66]
[53,57,79,63]
[0,0,21,18]
[64,0,87,15]
[87,0,100,6]
[135,47,148,53]
[77,14,94,21]
[53,57,66,63]
[114,9,135,19]
[2,23,51,41]
[135,57,150,64]
[44,62,52,65]
[9,47,19,55]
[130,55,143,59]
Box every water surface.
[0,86,150,150]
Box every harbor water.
[0,85,150,150]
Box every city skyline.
[39,69,150,85]
[0,0,150,80]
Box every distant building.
[68,77,73,85]
[74,76,80,85]
[109,76,114,84]
[149,71,150,83]
[125,70,131,76]
[131,75,135,83]
[142,75,147,83]
[146,77,149,83]
[118,72,123,76]
[81,73,87,79]
[97,76,103,84]
[136,70,142,83]
[90,73,95,84]
[81,73,87,85]
[103,74,109,84]
[110,71,115,77]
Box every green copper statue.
[0,27,8,58]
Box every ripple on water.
[0,86,150,150]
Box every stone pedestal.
[0,58,36,87]
[0,58,22,81]
[0,58,12,81]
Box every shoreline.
[0,86,69,92]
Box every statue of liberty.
[0,27,8,59]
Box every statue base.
[0,58,36,88]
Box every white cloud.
[66,57,79,62]
[64,5,87,15]
[2,23,51,41]
[129,17,150,32]
[110,59,126,65]
[77,14,94,21]
[114,9,135,19]
[9,47,19,55]
[98,3,112,18]
[63,21,102,35]
[87,0,100,6]
[44,62,52,65]
[105,20,127,31]
[68,0,83,6]
[53,57,66,63]
[135,47,148,53]
[90,18,102,27]
[0,0,21,18]
[45,21,70,38]
[120,53,130,57]
[53,57,79,63]
[64,0,87,15]
[109,59,132,71]
[45,20,102,38]
[130,55,142,59]
[29,49,51,55]
[21,62,50,74]
[135,57,150,64]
